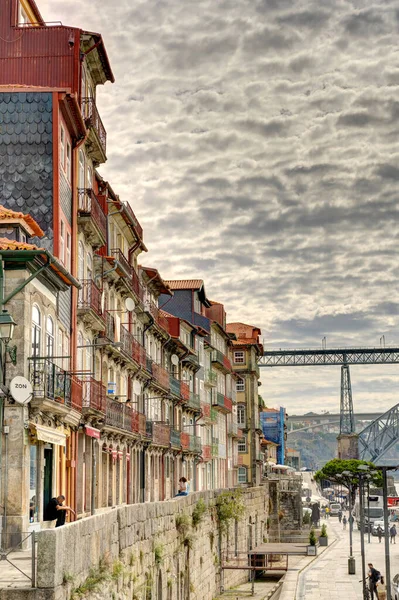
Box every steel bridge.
[258,346,399,461]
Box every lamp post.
[357,464,370,600]
[0,309,17,388]
[342,471,355,574]
[381,467,393,600]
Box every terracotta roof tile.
[0,205,44,238]
[0,238,43,251]
[164,279,204,290]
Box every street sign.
[9,376,33,404]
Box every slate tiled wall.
[159,289,193,322]
[0,92,53,250]
[58,288,71,331]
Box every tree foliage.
[314,458,383,492]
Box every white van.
[329,502,342,516]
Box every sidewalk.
[293,517,399,599]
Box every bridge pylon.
[340,363,355,434]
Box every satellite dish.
[10,376,33,405]
[171,354,179,366]
[125,297,135,312]
[101,291,105,313]
[133,380,142,395]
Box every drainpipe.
[91,438,97,515]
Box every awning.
[85,426,101,439]
[34,424,66,446]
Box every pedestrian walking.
[368,563,381,600]
[377,575,387,600]
[44,495,75,528]
[342,515,347,530]
[376,525,383,543]
[338,509,342,523]
[390,523,397,543]
[325,506,330,519]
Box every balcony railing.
[78,279,103,318]
[210,407,218,422]
[212,391,232,413]
[145,299,169,332]
[205,369,217,386]
[111,248,132,277]
[152,363,170,390]
[146,421,170,447]
[82,378,106,413]
[189,435,201,454]
[202,445,211,460]
[81,97,107,157]
[123,201,143,241]
[201,402,211,419]
[211,350,232,372]
[170,375,180,397]
[105,311,115,342]
[180,381,190,402]
[181,432,190,451]
[105,398,125,430]
[120,325,147,367]
[71,377,83,411]
[188,391,200,411]
[171,428,181,448]
[29,358,72,407]
[77,188,107,242]
[132,269,144,302]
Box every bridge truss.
[259,347,399,448]
[358,403,399,462]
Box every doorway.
[43,445,53,519]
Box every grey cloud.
[343,9,391,37]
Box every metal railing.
[211,349,232,371]
[188,391,200,411]
[105,311,115,342]
[152,362,170,390]
[81,97,107,155]
[77,188,106,240]
[189,435,201,453]
[111,248,132,277]
[78,279,103,318]
[82,378,106,413]
[180,381,190,402]
[205,369,217,385]
[29,358,71,406]
[146,421,170,446]
[123,201,143,240]
[170,375,180,397]
[170,428,181,448]
[0,532,36,587]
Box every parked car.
[391,573,399,600]
[329,503,342,516]
[372,520,385,536]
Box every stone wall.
[35,486,269,600]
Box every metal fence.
[0,531,36,588]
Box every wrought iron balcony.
[71,377,83,411]
[187,391,201,412]
[180,381,190,402]
[212,390,232,413]
[205,369,217,386]
[145,299,169,332]
[202,445,211,460]
[82,377,106,413]
[105,311,115,342]
[29,358,72,408]
[105,398,125,430]
[77,188,106,246]
[152,362,170,390]
[78,279,104,330]
[170,428,181,449]
[189,435,201,453]
[81,97,107,163]
[146,421,170,447]
[170,375,180,398]
[111,248,132,277]
[120,325,147,367]
[181,432,190,451]
[123,201,143,241]
[201,402,211,419]
[211,350,232,373]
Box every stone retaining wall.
[34,486,269,600]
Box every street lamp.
[0,310,16,343]
[0,309,17,388]
[342,470,355,574]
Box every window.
[66,233,71,270]
[238,435,247,453]
[60,126,65,169]
[87,253,92,281]
[87,165,92,190]
[238,467,247,484]
[46,316,54,358]
[236,377,245,392]
[66,142,71,182]
[60,221,65,265]
[234,351,245,364]
[78,150,85,188]
[31,305,41,357]
[78,241,85,281]
[237,404,246,425]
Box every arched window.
[31,305,41,357]
[238,467,247,484]
[87,253,93,281]
[46,316,54,358]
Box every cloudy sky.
[40,0,399,415]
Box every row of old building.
[0,0,270,538]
